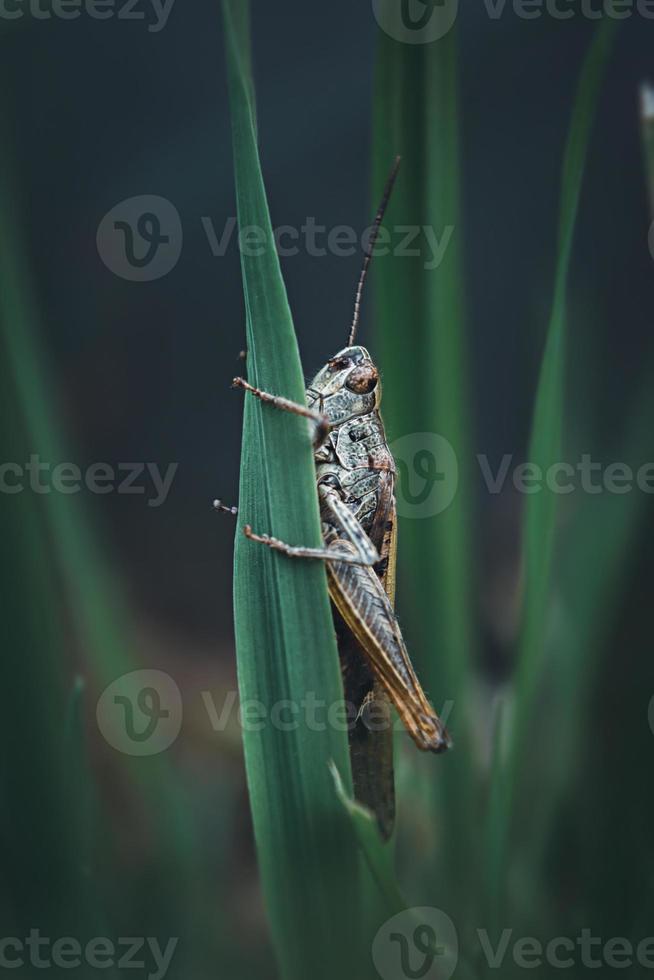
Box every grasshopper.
[219,158,450,839]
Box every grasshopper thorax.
[306,345,381,427]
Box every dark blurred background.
[6,3,654,630]
[2,1,654,977]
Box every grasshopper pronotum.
[218,158,451,839]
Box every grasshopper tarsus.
[213,499,238,516]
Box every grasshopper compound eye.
[328,356,352,372]
[346,363,378,394]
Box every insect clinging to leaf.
[217,156,451,840]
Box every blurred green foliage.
[1,6,653,980]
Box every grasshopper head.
[306,346,381,424]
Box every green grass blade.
[521,372,654,899]
[483,698,508,938]
[0,346,80,938]
[514,20,616,724]
[372,16,474,912]
[330,761,404,918]
[490,20,617,918]
[0,107,201,947]
[330,762,478,980]
[373,8,472,719]
[223,4,364,977]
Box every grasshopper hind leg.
[243,527,378,566]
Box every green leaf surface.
[224,3,365,977]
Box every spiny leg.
[232,377,329,448]
[218,482,383,567]
[243,485,381,567]
[214,496,375,566]
[243,526,376,567]
[217,454,379,569]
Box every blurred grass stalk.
[488,20,617,925]
[372,6,627,945]
[0,105,200,949]
[372,6,475,914]
[515,69,654,909]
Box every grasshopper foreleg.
[232,377,329,448]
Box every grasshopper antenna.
[348,155,401,348]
